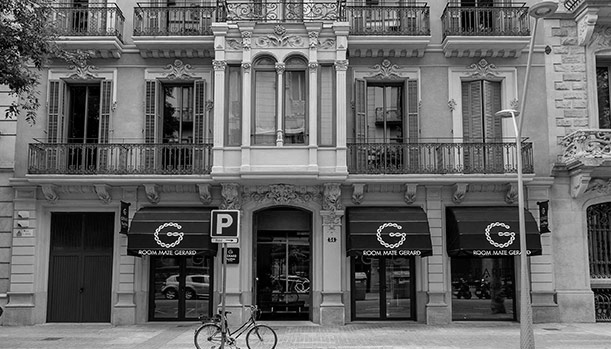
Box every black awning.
[446,206,542,257]
[127,207,217,257]
[347,207,433,257]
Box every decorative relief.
[560,129,611,162]
[370,59,402,80]
[308,62,318,71]
[352,184,365,205]
[308,31,319,48]
[505,183,518,204]
[245,184,321,205]
[404,184,418,205]
[591,24,611,52]
[242,62,252,72]
[164,59,194,79]
[242,31,252,50]
[144,184,160,204]
[206,100,214,111]
[323,183,342,212]
[452,183,468,204]
[65,50,97,80]
[510,99,520,110]
[448,99,457,112]
[213,60,227,71]
[221,183,242,210]
[318,39,336,50]
[571,171,592,198]
[226,39,243,50]
[94,184,112,205]
[197,184,212,205]
[585,178,611,194]
[275,63,285,74]
[255,25,305,47]
[578,10,599,46]
[334,60,349,71]
[321,212,343,235]
[41,185,59,203]
[466,59,499,79]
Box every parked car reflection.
[161,274,210,300]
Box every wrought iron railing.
[222,1,340,22]
[343,3,430,35]
[594,288,611,322]
[28,143,213,175]
[134,3,218,36]
[564,0,583,12]
[51,3,125,40]
[347,140,533,174]
[441,3,530,38]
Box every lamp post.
[495,2,557,349]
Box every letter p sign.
[211,210,240,243]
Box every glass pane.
[226,66,242,146]
[163,86,181,143]
[319,65,334,146]
[254,71,277,145]
[451,257,515,321]
[284,70,306,144]
[367,85,403,142]
[597,67,611,129]
[153,256,180,319]
[353,255,381,318]
[185,255,212,319]
[386,256,411,318]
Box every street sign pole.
[220,242,227,349]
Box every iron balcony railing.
[594,288,611,322]
[347,140,534,175]
[564,0,583,12]
[50,3,125,40]
[343,2,430,36]
[441,3,530,39]
[221,1,340,22]
[134,3,219,36]
[28,143,213,175]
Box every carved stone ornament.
[94,184,112,205]
[144,184,160,204]
[452,183,468,204]
[308,62,319,71]
[571,171,593,198]
[275,63,286,74]
[510,99,520,110]
[308,31,319,48]
[352,184,365,205]
[242,30,252,50]
[560,129,611,163]
[197,184,212,205]
[448,99,457,112]
[256,25,305,48]
[370,59,402,80]
[164,59,194,79]
[466,59,499,79]
[321,212,343,235]
[213,60,227,71]
[334,60,349,71]
[221,183,242,210]
[591,24,611,52]
[578,9,599,46]
[323,183,343,212]
[245,184,321,205]
[505,183,518,204]
[41,184,59,203]
[585,178,611,194]
[226,39,243,50]
[242,62,252,72]
[319,39,336,50]
[404,184,418,205]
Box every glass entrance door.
[256,231,311,320]
[352,255,415,320]
[149,255,213,320]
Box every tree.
[1,0,60,124]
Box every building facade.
[3,0,583,326]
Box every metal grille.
[564,0,583,12]
[587,203,611,278]
[594,288,611,322]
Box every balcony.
[133,3,219,58]
[343,2,431,58]
[222,1,340,22]
[28,143,213,175]
[50,3,125,58]
[441,2,530,58]
[347,140,533,175]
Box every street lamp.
[495,2,557,349]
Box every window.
[284,57,307,144]
[587,203,611,279]
[253,56,277,145]
[226,65,242,146]
[596,66,611,129]
[318,65,335,146]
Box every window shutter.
[47,80,66,143]
[461,80,483,141]
[99,80,112,144]
[482,80,502,141]
[407,79,419,141]
[144,80,158,144]
[193,79,207,143]
[355,78,367,142]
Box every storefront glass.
[150,255,213,320]
[451,257,515,321]
[352,255,414,320]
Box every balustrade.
[343,2,430,35]
[441,3,530,38]
[51,3,124,39]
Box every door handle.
[79,287,84,294]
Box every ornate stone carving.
[505,183,518,204]
[308,31,319,48]
[164,59,194,79]
[275,63,285,75]
[571,171,592,198]
[560,130,611,163]
[334,60,349,71]
[144,184,160,204]
[65,50,97,79]
[242,62,252,72]
[585,178,611,194]
[352,184,365,205]
[213,60,227,71]
[221,183,242,210]
[466,59,499,79]
[577,10,599,46]
[448,99,457,112]
[206,100,214,111]
[452,183,468,204]
[197,184,212,205]
[242,31,252,50]
[255,25,305,47]
[94,184,112,205]
[319,39,336,50]
[308,62,319,71]
[591,25,611,52]
[323,183,342,212]
[321,212,343,235]
[370,59,402,80]
[245,184,321,205]
[510,99,520,110]
[226,39,243,50]
[404,184,418,204]
[41,185,59,203]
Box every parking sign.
[210,210,240,243]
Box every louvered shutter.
[47,80,67,171]
[144,80,158,170]
[483,80,503,172]
[461,80,483,172]
[193,79,208,173]
[353,79,367,171]
[97,80,112,171]
[407,79,419,171]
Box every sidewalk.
[0,321,610,349]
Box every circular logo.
[376,222,406,249]
[485,222,515,248]
[154,222,184,248]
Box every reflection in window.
[284,57,307,144]
[253,56,277,145]
[226,66,242,146]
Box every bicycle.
[194,305,277,349]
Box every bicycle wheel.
[194,323,223,349]
[246,324,277,349]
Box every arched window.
[253,56,278,145]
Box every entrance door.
[47,212,114,322]
[150,255,213,320]
[255,208,311,320]
[352,255,415,320]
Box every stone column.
[211,23,228,174]
[275,63,285,147]
[239,24,254,171]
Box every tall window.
[596,66,611,129]
[226,66,242,146]
[284,56,307,144]
[319,65,335,146]
[253,56,277,145]
[587,203,611,279]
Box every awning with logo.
[346,207,433,257]
[446,207,542,257]
[127,207,217,257]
